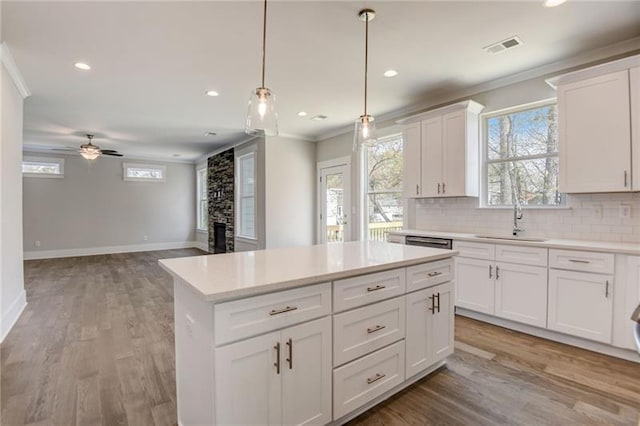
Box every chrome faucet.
[513,200,524,236]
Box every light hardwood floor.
[2,249,639,425]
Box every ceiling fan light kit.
[245,0,278,137]
[354,8,378,152]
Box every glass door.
[319,164,351,243]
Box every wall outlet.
[143,235,148,241]
[35,240,41,247]
[620,204,631,219]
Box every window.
[197,168,208,231]
[123,163,166,182]
[364,133,403,241]
[22,157,64,178]
[237,152,256,239]
[484,101,561,207]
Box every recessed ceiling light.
[310,115,328,121]
[74,62,91,70]
[383,70,398,78]
[297,111,308,117]
[205,131,217,136]
[205,90,219,97]
[172,154,181,157]
[543,0,567,7]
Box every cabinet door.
[455,257,495,314]
[558,70,632,193]
[548,270,614,343]
[495,263,548,328]
[282,317,332,426]
[403,122,422,197]
[441,110,466,196]
[215,331,282,425]
[429,282,455,363]
[405,289,430,379]
[421,116,443,197]
[630,67,639,190]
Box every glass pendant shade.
[353,114,377,151]
[80,144,101,160]
[245,87,278,136]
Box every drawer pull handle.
[367,324,386,334]
[367,373,386,385]
[427,271,442,277]
[367,284,386,292]
[568,259,590,264]
[269,306,298,316]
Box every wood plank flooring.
[2,249,639,425]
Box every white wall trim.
[22,147,196,165]
[317,156,351,170]
[193,241,209,252]
[1,290,27,343]
[0,43,31,99]
[24,241,205,260]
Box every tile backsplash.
[413,193,640,243]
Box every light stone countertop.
[389,229,640,255]
[159,240,457,302]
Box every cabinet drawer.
[495,245,548,267]
[333,268,406,312]
[333,340,405,420]
[453,241,494,261]
[386,234,405,244]
[406,259,454,292]
[214,282,332,345]
[549,249,614,274]
[333,297,405,366]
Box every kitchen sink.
[474,235,547,242]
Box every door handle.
[489,265,492,279]
[435,292,441,313]
[274,342,281,375]
[286,338,293,369]
[605,280,609,298]
[428,295,435,313]
[416,184,419,195]
[442,182,446,194]
[496,266,500,280]
[437,183,441,194]
[624,170,628,187]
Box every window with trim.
[364,133,403,241]
[237,152,256,239]
[484,101,562,207]
[123,163,166,182]
[197,168,208,231]
[22,157,64,178]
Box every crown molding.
[316,36,640,143]
[22,147,196,164]
[0,43,31,99]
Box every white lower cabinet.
[215,316,332,426]
[333,341,405,420]
[406,282,454,379]
[548,269,614,344]
[494,263,548,328]
[455,257,494,314]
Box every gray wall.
[23,153,196,253]
[1,54,27,341]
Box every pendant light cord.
[261,0,268,89]
[364,12,369,116]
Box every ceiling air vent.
[310,115,328,121]
[483,36,523,55]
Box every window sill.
[235,235,258,243]
[196,229,208,234]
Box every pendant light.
[245,0,278,137]
[353,8,377,151]
[80,134,101,160]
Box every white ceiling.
[3,1,640,162]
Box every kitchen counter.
[389,229,640,255]
[159,240,456,302]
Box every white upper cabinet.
[400,100,484,198]
[557,55,640,193]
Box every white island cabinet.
[160,241,457,426]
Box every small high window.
[237,152,256,239]
[197,168,208,231]
[123,163,166,182]
[22,157,64,178]
[483,101,562,207]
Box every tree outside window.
[365,134,403,241]
[485,102,561,206]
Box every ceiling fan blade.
[99,149,118,153]
[101,152,123,157]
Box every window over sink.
[483,100,563,207]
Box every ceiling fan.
[54,134,123,160]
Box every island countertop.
[159,240,457,302]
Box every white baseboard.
[1,289,27,343]
[24,241,207,260]
[193,241,209,252]
[456,308,640,363]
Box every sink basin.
[474,235,547,243]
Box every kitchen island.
[160,241,457,425]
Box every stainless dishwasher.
[405,236,453,250]
[632,304,640,355]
